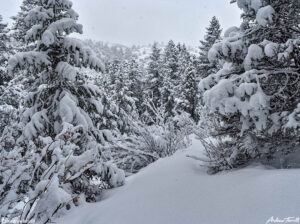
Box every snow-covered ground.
[58,138,300,224]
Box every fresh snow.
[58,137,300,224]
[264,42,278,58]
[244,44,264,70]
[256,5,275,27]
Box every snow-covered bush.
[0,0,125,222]
[200,0,300,172]
[110,99,193,174]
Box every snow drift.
[58,137,300,224]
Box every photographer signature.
[266,217,300,224]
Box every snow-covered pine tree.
[105,60,137,134]
[10,0,37,49]
[177,58,199,122]
[0,14,15,135]
[200,0,300,173]
[2,0,40,139]
[146,42,163,110]
[126,59,145,115]
[161,40,180,117]
[198,16,222,79]
[177,43,191,75]
[1,0,124,222]
[1,1,39,139]
[0,15,10,86]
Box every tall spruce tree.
[111,61,137,134]
[177,58,199,122]
[200,0,300,173]
[198,16,222,78]
[177,43,191,75]
[0,0,124,222]
[146,42,163,109]
[127,59,144,115]
[161,40,180,117]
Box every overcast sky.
[0,0,242,46]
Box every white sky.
[0,0,242,46]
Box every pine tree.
[127,59,144,115]
[10,0,37,47]
[1,0,124,222]
[146,42,163,109]
[177,58,199,122]
[174,43,200,121]
[198,16,222,78]
[0,15,16,135]
[163,40,180,80]
[200,0,300,173]
[0,15,10,85]
[1,0,40,137]
[1,0,38,138]
[161,40,180,117]
[105,60,138,134]
[177,43,191,75]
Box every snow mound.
[58,137,300,224]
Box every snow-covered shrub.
[141,100,193,156]
[110,99,193,174]
[0,0,125,222]
[200,0,300,172]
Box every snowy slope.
[58,138,300,224]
